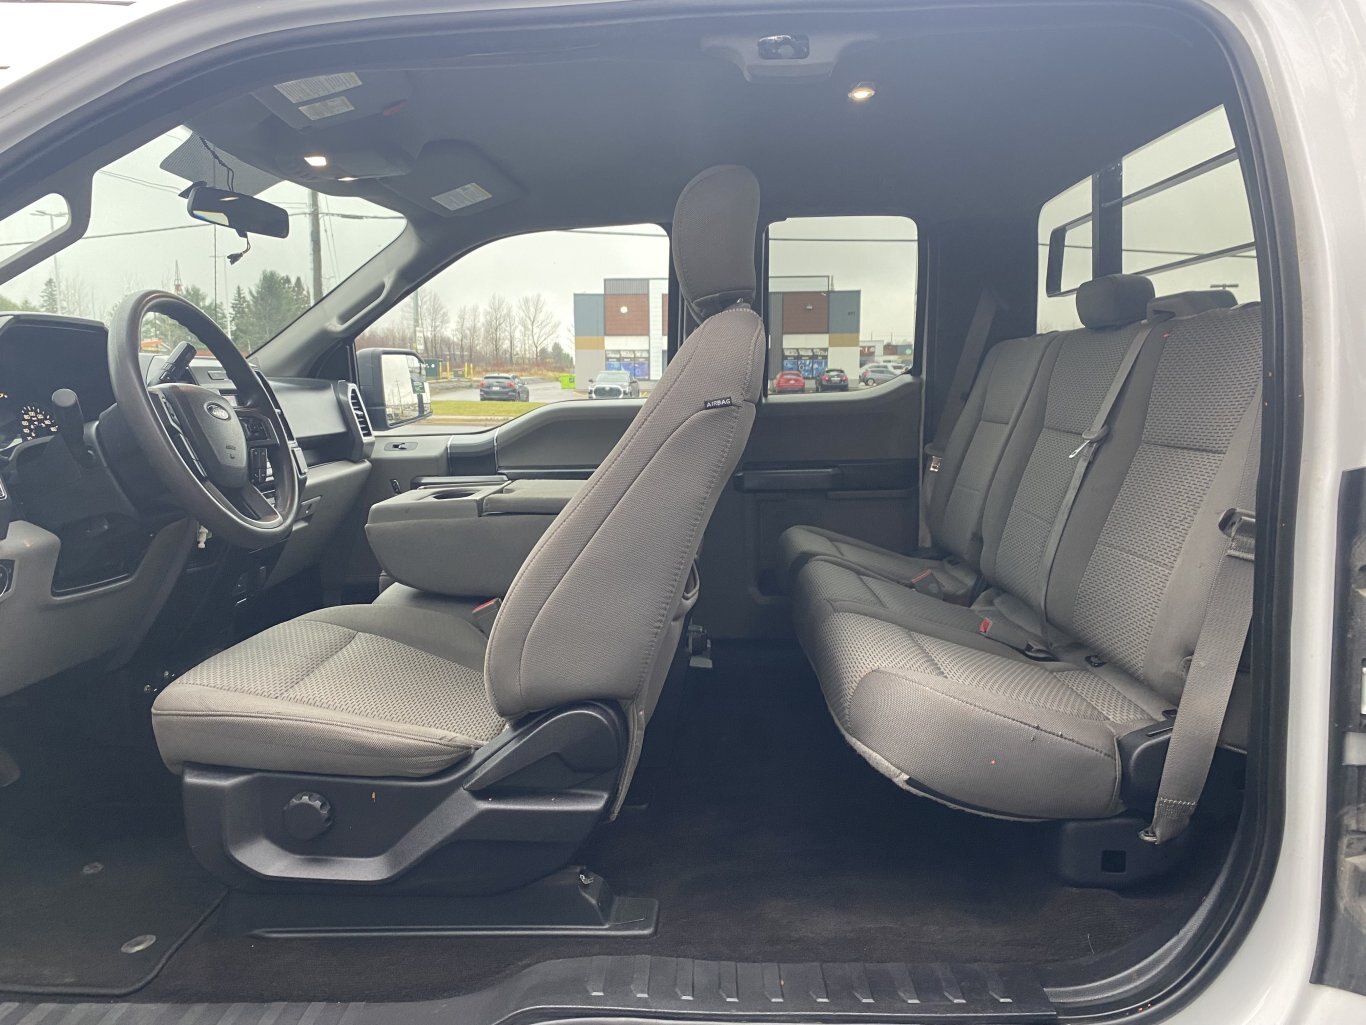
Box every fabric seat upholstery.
[153,604,504,777]
[779,274,1155,596]
[810,610,1168,819]
[794,295,1261,820]
[152,164,767,782]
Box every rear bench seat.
[779,274,1155,603]
[785,281,1260,822]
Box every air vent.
[348,384,373,437]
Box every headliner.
[187,5,1232,237]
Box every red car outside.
[772,370,807,394]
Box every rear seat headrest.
[671,165,760,321]
[1075,274,1155,329]
[1146,289,1237,322]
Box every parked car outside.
[772,370,807,394]
[479,373,530,401]
[860,362,901,386]
[590,370,641,399]
[817,368,849,392]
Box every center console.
[366,477,583,598]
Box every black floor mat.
[138,643,1230,1003]
[0,827,224,995]
[0,679,226,996]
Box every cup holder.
[431,488,480,500]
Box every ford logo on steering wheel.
[204,401,232,422]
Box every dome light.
[847,82,876,102]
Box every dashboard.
[0,314,113,451]
[0,310,374,704]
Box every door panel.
[696,375,923,640]
[473,401,639,474]
[332,378,922,631]
[331,403,642,593]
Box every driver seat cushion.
[152,604,505,777]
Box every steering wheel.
[108,290,302,549]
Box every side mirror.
[356,348,430,430]
[183,183,289,239]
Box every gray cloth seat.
[153,604,504,777]
[153,164,767,780]
[794,276,1167,646]
[795,294,1260,820]
[808,609,1169,818]
[779,274,1156,598]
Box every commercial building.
[572,277,668,389]
[571,276,874,387]
[768,276,861,380]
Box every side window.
[358,224,669,429]
[1038,107,1259,331]
[765,216,918,396]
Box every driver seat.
[150,165,765,890]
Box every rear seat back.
[980,277,1156,611]
[787,282,1263,823]
[1049,301,1261,701]
[924,333,1054,567]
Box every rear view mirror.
[182,184,289,239]
[357,348,430,430]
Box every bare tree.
[409,288,450,356]
[356,322,411,350]
[453,304,482,371]
[516,293,559,366]
[482,294,513,366]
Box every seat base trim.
[182,702,627,893]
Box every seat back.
[485,166,764,756]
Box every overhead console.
[366,478,582,598]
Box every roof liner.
[186,7,1231,233]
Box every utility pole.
[308,191,324,303]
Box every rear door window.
[764,216,919,396]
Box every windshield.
[0,127,406,353]
[597,371,630,383]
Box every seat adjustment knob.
[283,791,333,840]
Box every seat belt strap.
[1142,405,1261,845]
[921,288,1001,545]
[928,288,1001,463]
[1038,320,1156,620]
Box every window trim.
[1044,138,1255,298]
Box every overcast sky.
[0,1,184,90]
[1,6,1259,347]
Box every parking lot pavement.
[429,377,584,405]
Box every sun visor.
[382,142,523,217]
[252,71,414,130]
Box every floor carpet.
[0,683,226,996]
[135,643,1229,1003]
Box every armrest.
[365,482,566,598]
[484,478,584,515]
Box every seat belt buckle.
[926,455,942,474]
[471,598,501,635]
[909,568,944,600]
[1218,508,1256,561]
[1068,424,1109,461]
